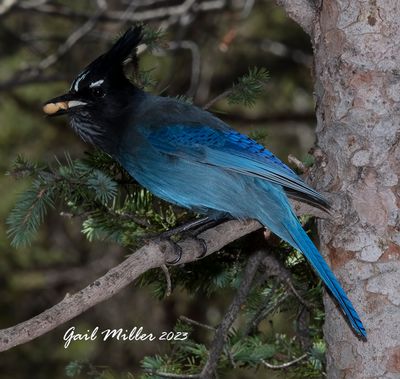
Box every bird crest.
[70,25,144,92]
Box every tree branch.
[0,0,18,17]
[35,0,107,72]
[0,74,67,92]
[145,371,200,379]
[0,0,106,92]
[0,219,261,353]
[13,0,228,23]
[179,316,216,331]
[200,250,265,378]
[167,40,201,97]
[261,353,308,369]
[0,200,325,352]
[274,0,317,36]
[203,89,232,110]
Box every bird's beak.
[43,93,87,117]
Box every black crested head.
[70,25,144,92]
[43,25,145,151]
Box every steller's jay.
[43,26,366,337]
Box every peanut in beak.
[43,102,68,115]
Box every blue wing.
[142,124,329,210]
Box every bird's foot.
[158,236,207,264]
[158,238,183,265]
[193,237,207,259]
[156,215,229,264]
[166,227,208,259]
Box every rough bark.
[310,1,400,378]
[276,0,400,377]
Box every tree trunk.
[278,1,400,377]
[312,1,400,378]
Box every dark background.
[0,0,316,377]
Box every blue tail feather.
[284,219,366,337]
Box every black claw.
[195,238,208,259]
[165,241,183,265]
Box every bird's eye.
[91,86,105,98]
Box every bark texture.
[309,1,400,378]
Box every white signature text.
[63,326,189,348]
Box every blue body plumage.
[119,94,366,337]
[43,26,366,337]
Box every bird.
[43,26,366,337]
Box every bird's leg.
[158,216,213,240]
[189,216,230,237]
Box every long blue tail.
[283,217,366,337]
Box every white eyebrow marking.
[89,79,104,88]
[71,70,89,92]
